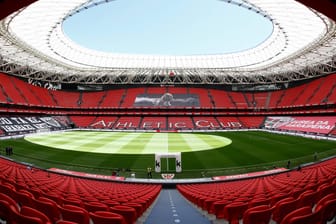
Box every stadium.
[0,0,335,223]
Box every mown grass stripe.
[94,132,143,153]
[53,132,113,151]
[195,134,232,150]
[143,133,168,154]
[117,132,156,154]
[168,133,192,152]
[26,131,120,152]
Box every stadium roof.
[0,0,336,84]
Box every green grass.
[1,130,335,178]
[24,131,232,154]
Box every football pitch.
[24,131,232,154]
[2,130,336,178]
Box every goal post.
[155,152,182,173]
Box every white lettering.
[25,117,40,124]
[142,122,153,129]
[115,122,128,128]
[195,120,210,128]
[2,125,34,132]
[11,117,28,124]
[106,121,115,128]
[33,123,49,129]
[91,120,106,128]
[0,118,12,125]
[174,122,186,128]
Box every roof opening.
[63,0,273,56]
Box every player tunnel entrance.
[155,152,182,173]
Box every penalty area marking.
[24,131,232,154]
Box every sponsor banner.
[212,168,287,181]
[0,116,70,135]
[133,93,200,107]
[264,116,336,134]
[49,168,125,181]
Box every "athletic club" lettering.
[90,119,242,129]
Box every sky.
[63,0,273,56]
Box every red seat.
[122,202,144,217]
[84,201,109,212]
[242,205,273,224]
[0,183,15,198]
[102,200,119,207]
[0,199,13,223]
[0,192,19,210]
[12,213,44,224]
[270,193,289,206]
[297,190,318,207]
[197,196,209,208]
[110,205,137,224]
[15,190,35,207]
[203,197,219,213]
[212,199,232,219]
[223,201,248,224]
[287,212,321,224]
[10,205,52,224]
[290,188,305,199]
[317,183,334,201]
[314,193,336,211]
[280,206,312,224]
[34,197,61,223]
[272,197,299,223]
[22,206,52,223]
[18,189,35,198]
[316,198,336,224]
[130,199,148,210]
[56,221,79,224]
[29,188,42,199]
[59,204,90,224]
[248,197,270,208]
[42,193,64,205]
[62,197,83,207]
[90,211,126,224]
[38,196,59,205]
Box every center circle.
[24,131,232,154]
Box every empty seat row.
[1,72,335,109]
[0,157,161,224]
[177,158,336,223]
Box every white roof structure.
[0,0,336,84]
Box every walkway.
[145,189,211,224]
